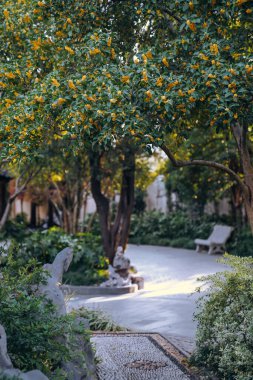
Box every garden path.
[92,333,195,380]
[68,244,228,355]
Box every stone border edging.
[61,284,138,295]
[92,332,208,380]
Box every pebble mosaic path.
[92,333,198,380]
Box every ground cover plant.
[75,307,125,332]
[191,254,253,380]
[0,251,89,378]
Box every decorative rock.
[130,276,144,290]
[38,247,73,316]
[2,369,49,380]
[100,265,131,288]
[100,247,145,290]
[0,325,13,369]
[113,247,130,271]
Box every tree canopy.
[1,0,253,227]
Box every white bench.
[195,224,234,254]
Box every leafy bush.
[0,214,30,242]
[7,228,108,285]
[129,211,214,248]
[227,226,253,257]
[0,250,85,378]
[191,254,253,380]
[129,211,253,256]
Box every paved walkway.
[68,244,228,354]
[92,333,195,380]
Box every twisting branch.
[9,166,42,202]
[161,143,247,194]
[159,5,182,23]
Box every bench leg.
[208,244,225,254]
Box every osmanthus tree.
[1,0,253,247]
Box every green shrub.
[0,214,30,242]
[129,211,253,257]
[0,251,83,377]
[64,232,108,285]
[191,254,253,380]
[7,228,109,285]
[129,211,214,247]
[227,226,253,257]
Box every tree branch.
[161,143,247,193]
[10,166,42,202]
[159,6,182,23]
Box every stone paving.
[92,334,194,380]
[68,244,228,377]
[69,244,228,352]
[164,334,195,357]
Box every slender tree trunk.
[48,200,54,227]
[0,168,40,231]
[0,200,12,230]
[112,150,135,250]
[89,149,135,264]
[231,122,253,232]
[80,191,89,232]
[30,203,37,228]
[90,153,114,262]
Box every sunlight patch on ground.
[67,292,137,309]
[67,273,211,311]
[141,273,210,297]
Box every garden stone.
[100,265,131,288]
[130,276,144,290]
[38,247,73,316]
[100,247,132,288]
[2,369,49,380]
[0,325,12,369]
[113,246,131,279]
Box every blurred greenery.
[129,211,253,257]
[1,227,109,285]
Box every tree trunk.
[30,203,37,228]
[0,169,40,231]
[231,122,253,232]
[48,200,54,227]
[0,199,12,230]
[89,149,135,264]
[90,153,114,263]
[112,150,135,251]
[80,191,89,232]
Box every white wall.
[145,175,168,213]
